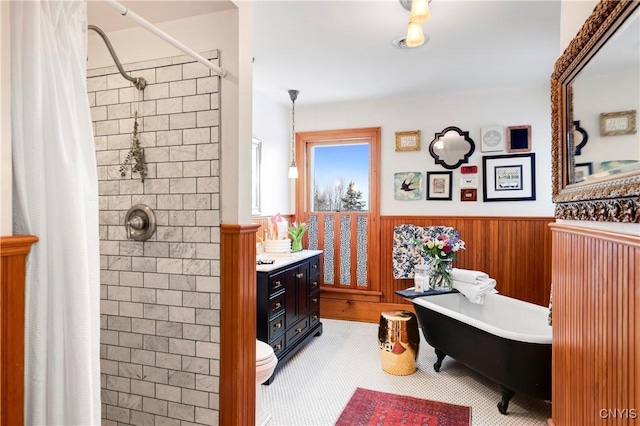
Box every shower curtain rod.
[101,0,228,78]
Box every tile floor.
[262,318,551,425]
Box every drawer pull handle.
[296,328,303,333]
[312,298,318,303]
[273,280,282,288]
[273,302,282,310]
[312,264,318,269]
[274,323,282,328]
[296,273,304,279]
[274,344,281,350]
[312,281,318,288]
[312,315,318,320]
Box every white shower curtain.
[11,1,101,424]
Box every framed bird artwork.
[394,172,423,200]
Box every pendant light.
[410,0,430,23]
[406,21,425,47]
[288,89,299,179]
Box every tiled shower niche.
[90,51,222,426]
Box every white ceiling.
[87,0,562,107]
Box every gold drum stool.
[378,310,420,375]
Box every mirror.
[428,126,475,170]
[551,0,640,222]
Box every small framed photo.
[426,171,452,200]
[460,175,478,189]
[506,125,531,153]
[482,153,536,202]
[480,126,505,152]
[395,130,421,152]
[600,110,637,136]
[461,188,477,201]
[574,162,593,181]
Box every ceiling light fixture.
[399,0,432,48]
[287,89,299,179]
[406,21,425,48]
[409,0,430,23]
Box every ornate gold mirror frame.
[551,0,640,222]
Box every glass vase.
[428,258,453,291]
[291,236,303,252]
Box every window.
[310,143,370,212]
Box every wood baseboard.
[320,298,415,323]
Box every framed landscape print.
[426,171,452,200]
[482,153,536,201]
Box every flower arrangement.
[415,230,465,290]
[288,222,308,252]
[416,230,465,261]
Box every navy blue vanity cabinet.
[257,253,323,384]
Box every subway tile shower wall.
[89,51,221,426]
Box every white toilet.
[255,340,278,426]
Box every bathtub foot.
[497,385,515,414]
[433,349,446,372]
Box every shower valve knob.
[124,204,156,241]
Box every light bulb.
[410,0,430,24]
[288,161,298,179]
[406,21,425,48]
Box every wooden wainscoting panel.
[380,216,554,307]
[220,224,260,426]
[550,223,639,426]
[252,214,294,242]
[321,298,416,324]
[0,235,38,426]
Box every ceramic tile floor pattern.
[262,318,551,426]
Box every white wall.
[560,0,597,52]
[293,86,555,217]
[1,2,12,235]
[252,90,291,216]
[88,6,252,224]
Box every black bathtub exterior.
[413,298,551,414]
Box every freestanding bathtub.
[412,292,551,414]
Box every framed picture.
[574,162,593,181]
[426,171,452,200]
[480,126,505,152]
[394,172,423,200]
[395,130,421,152]
[461,188,477,201]
[460,175,478,189]
[506,125,531,153]
[600,110,637,136]
[482,153,536,201]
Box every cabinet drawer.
[268,273,285,296]
[309,294,320,312]
[286,317,310,345]
[308,257,320,277]
[270,335,286,358]
[309,310,320,329]
[309,277,320,294]
[268,293,285,319]
[268,314,286,341]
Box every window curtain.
[11,1,101,424]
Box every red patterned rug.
[335,388,471,426]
